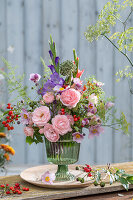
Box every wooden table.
[0,162,133,200]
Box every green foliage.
[84,0,133,86]
[0,57,30,102]
[60,60,76,76]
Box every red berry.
[6,119,10,123]
[11,107,13,110]
[74,115,76,118]
[25,188,29,191]
[16,115,19,118]
[10,186,13,190]
[6,116,10,119]
[17,190,22,194]
[7,103,11,106]
[8,111,13,116]
[2,121,6,124]
[61,112,65,115]
[61,108,64,112]
[8,127,11,131]
[6,184,9,186]
[7,106,11,109]
[86,164,91,168]
[1,185,5,188]
[4,124,8,127]
[77,117,80,120]
[74,118,78,122]
[15,183,19,187]
[88,173,92,177]
[10,127,14,130]
[15,118,18,121]
[6,191,11,194]
[11,115,15,119]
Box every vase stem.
[55,165,75,181]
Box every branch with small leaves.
[76,164,133,191]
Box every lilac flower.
[41,171,55,184]
[55,57,59,66]
[105,102,114,110]
[72,132,84,143]
[37,87,46,96]
[50,72,64,86]
[82,118,89,126]
[20,109,30,125]
[48,65,55,73]
[89,125,104,138]
[43,80,55,92]
[49,50,53,59]
[29,73,41,83]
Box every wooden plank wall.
[0,0,132,165]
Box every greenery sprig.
[76,164,133,191]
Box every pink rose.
[60,88,81,108]
[43,92,54,104]
[52,115,72,135]
[66,114,74,125]
[24,127,34,138]
[32,106,50,126]
[28,113,33,127]
[40,123,59,142]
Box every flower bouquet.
[1,36,129,183]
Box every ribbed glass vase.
[45,133,80,181]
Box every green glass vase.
[45,133,80,181]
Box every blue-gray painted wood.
[0,0,132,165]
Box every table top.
[0,162,133,200]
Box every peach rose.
[66,114,74,125]
[43,92,54,104]
[32,106,50,126]
[60,88,81,108]
[52,115,72,135]
[24,127,34,138]
[40,123,59,142]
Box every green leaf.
[26,136,33,145]
[74,126,79,132]
[127,176,133,184]
[119,177,129,191]
[34,133,43,143]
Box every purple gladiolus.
[49,50,53,59]
[55,57,59,66]
[50,72,64,86]
[29,73,41,83]
[48,65,55,73]
[72,132,84,143]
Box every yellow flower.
[0,144,15,155]
[4,153,10,161]
[0,132,6,138]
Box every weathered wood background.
[0,0,132,166]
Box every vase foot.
[55,165,75,181]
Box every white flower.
[89,93,98,105]
[0,74,4,80]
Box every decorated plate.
[20,164,93,189]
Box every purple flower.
[50,72,64,86]
[49,50,53,59]
[82,118,89,126]
[105,102,114,110]
[43,80,55,92]
[88,102,97,114]
[89,125,104,138]
[20,109,30,125]
[29,73,41,83]
[72,132,84,143]
[48,65,55,73]
[41,171,55,184]
[73,78,82,89]
[55,57,59,66]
